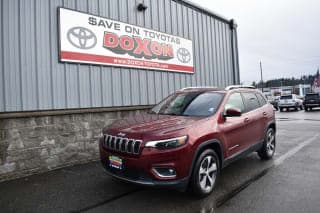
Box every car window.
[150,92,224,117]
[280,95,293,100]
[242,92,261,112]
[183,93,224,116]
[256,93,267,105]
[305,94,319,99]
[224,92,245,113]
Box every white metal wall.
[0,0,240,112]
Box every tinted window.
[305,94,319,99]
[150,92,224,117]
[280,95,293,100]
[256,93,267,105]
[242,92,261,112]
[224,93,245,113]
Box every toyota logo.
[177,48,191,63]
[67,27,97,49]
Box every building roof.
[177,0,236,26]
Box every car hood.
[104,113,204,137]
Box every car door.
[241,92,265,146]
[256,93,271,141]
[220,92,252,156]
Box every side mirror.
[224,108,242,117]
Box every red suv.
[99,86,276,196]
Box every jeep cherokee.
[99,85,276,197]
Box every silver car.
[278,94,303,111]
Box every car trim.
[102,166,188,188]
[222,140,264,168]
[228,144,240,151]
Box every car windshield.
[150,92,224,117]
[305,94,319,99]
[280,95,293,100]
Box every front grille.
[103,134,142,155]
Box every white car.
[279,94,303,111]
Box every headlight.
[145,136,188,150]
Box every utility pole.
[260,61,263,90]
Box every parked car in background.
[303,93,320,111]
[278,94,303,112]
[267,96,279,111]
[99,86,276,197]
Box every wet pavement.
[1,109,320,213]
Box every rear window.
[242,92,261,112]
[305,94,319,99]
[280,95,293,100]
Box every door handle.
[244,118,250,123]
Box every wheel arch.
[267,121,276,133]
[188,139,224,178]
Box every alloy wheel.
[198,156,217,193]
[266,129,275,156]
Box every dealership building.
[0,0,239,180]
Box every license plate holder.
[109,155,123,170]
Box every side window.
[224,93,245,113]
[256,93,267,106]
[242,92,261,112]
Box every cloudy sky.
[190,0,320,84]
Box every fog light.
[152,167,176,178]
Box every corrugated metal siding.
[0,0,240,112]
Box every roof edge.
[176,0,236,26]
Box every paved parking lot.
[1,109,320,213]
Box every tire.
[280,107,283,112]
[300,105,303,110]
[258,128,276,160]
[190,149,220,197]
[305,107,309,112]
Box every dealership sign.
[58,8,194,73]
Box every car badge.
[118,132,126,137]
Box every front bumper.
[102,163,189,188]
[99,139,192,188]
[304,103,320,107]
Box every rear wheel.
[258,128,276,160]
[280,107,284,112]
[300,105,303,110]
[190,149,219,197]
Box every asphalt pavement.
[1,108,320,213]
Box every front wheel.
[258,128,276,160]
[190,149,219,197]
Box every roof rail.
[225,85,256,90]
[180,86,218,91]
